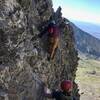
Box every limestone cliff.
[0,0,79,100]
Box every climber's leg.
[52,47,58,60]
[50,37,59,60]
[48,37,53,54]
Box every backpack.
[47,25,60,38]
[53,91,73,100]
[48,25,55,33]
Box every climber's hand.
[44,85,52,98]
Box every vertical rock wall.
[0,0,79,100]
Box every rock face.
[0,0,79,100]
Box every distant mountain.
[70,23,100,58]
[71,20,100,39]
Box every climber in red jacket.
[38,20,60,60]
[44,80,76,100]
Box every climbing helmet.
[60,80,73,91]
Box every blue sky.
[53,0,100,24]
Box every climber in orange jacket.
[44,80,76,100]
[38,20,60,60]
